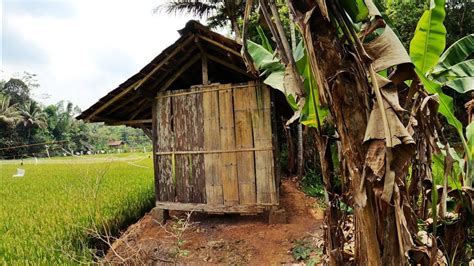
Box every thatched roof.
[107,140,124,147]
[77,20,256,128]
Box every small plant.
[156,212,195,263]
[291,239,313,261]
[300,168,325,198]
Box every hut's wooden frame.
[78,21,284,215]
[152,82,280,214]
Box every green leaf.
[340,0,369,22]
[247,40,283,72]
[299,51,328,128]
[286,94,298,111]
[293,40,305,64]
[434,59,474,77]
[467,122,474,159]
[445,77,474,94]
[409,0,446,74]
[436,33,474,71]
[416,69,463,135]
[436,142,464,189]
[263,70,285,94]
[434,59,474,79]
[256,26,273,53]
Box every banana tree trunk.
[289,9,304,178]
[288,2,399,264]
[297,124,304,177]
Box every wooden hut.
[78,21,288,218]
[107,140,124,148]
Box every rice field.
[0,153,155,264]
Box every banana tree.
[242,0,472,264]
[408,1,474,260]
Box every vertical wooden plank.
[252,84,277,205]
[203,85,223,204]
[177,87,205,203]
[172,92,190,203]
[201,54,209,85]
[270,89,281,203]
[233,83,257,205]
[219,84,239,206]
[152,100,159,202]
[155,95,174,202]
[193,89,206,203]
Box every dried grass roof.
[77,20,256,127]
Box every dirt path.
[106,178,324,264]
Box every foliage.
[379,1,427,49]
[247,35,327,127]
[444,1,474,48]
[409,0,447,74]
[300,168,325,198]
[468,122,474,159]
[237,2,296,44]
[159,212,195,262]
[156,0,245,37]
[0,94,19,125]
[245,0,473,264]
[0,76,151,159]
[377,0,473,49]
[291,239,313,261]
[409,0,462,136]
[0,153,154,263]
[1,77,31,106]
[340,0,369,22]
[431,34,474,94]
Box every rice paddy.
[0,153,155,264]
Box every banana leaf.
[410,0,446,74]
[434,33,474,72]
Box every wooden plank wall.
[252,84,277,205]
[233,85,257,205]
[218,84,239,206]
[153,82,277,208]
[202,85,224,205]
[172,87,205,203]
[155,96,174,202]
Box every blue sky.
[1,0,208,110]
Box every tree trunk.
[283,122,296,174]
[231,19,242,43]
[297,124,304,177]
[289,10,304,178]
[289,2,382,264]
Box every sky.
[1,0,216,110]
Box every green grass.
[300,168,325,198]
[0,153,155,263]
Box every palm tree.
[19,101,47,143]
[0,94,20,126]
[156,0,245,40]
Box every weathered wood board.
[218,84,239,206]
[202,85,224,205]
[155,96,174,202]
[252,84,277,205]
[153,82,277,210]
[233,83,257,205]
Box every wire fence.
[0,140,151,161]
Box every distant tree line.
[0,73,150,159]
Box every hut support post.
[202,53,209,85]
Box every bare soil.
[105,178,324,264]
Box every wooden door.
[153,82,277,208]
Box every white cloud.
[1,0,205,110]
